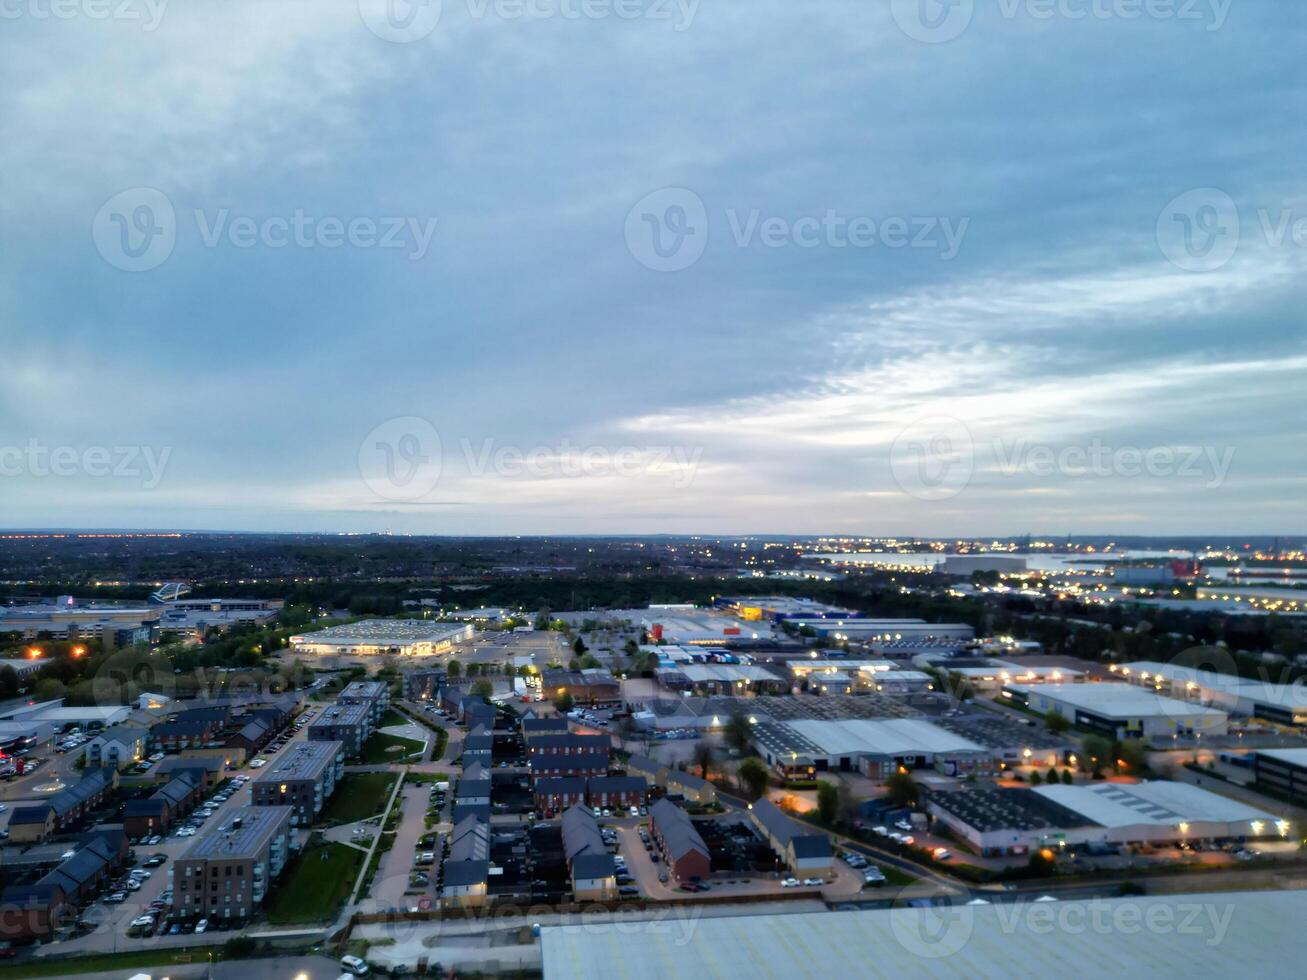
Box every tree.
[816,781,839,823]
[1117,739,1148,774]
[1081,734,1113,775]
[723,712,753,756]
[470,679,493,702]
[446,659,462,679]
[1044,709,1070,734]
[884,771,919,808]
[0,666,18,700]
[1061,769,1074,784]
[692,740,715,780]
[573,637,587,656]
[1030,770,1043,786]
[553,692,575,714]
[738,758,770,800]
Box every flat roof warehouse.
[541,891,1304,980]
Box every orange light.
[71,646,86,658]
[26,648,41,660]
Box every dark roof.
[463,734,494,752]
[560,805,607,864]
[0,882,64,907]
[154,774,199,808]
[123,799,167,818]
[790,835,834,860]
[649,798,709,861]
[442,859,489,888]
[928,788,1099,833]
[451,803,491,824]
[229,718,271,744]
[625,754,664,777]
[173,706,229,725]
[9,804,54,825]
[666,769,711,791]
[536,776,587,797]
[151,720,213,738]
[448,815,490,862]
[522,717,570,735]
[571,853,616,881]
[49,768,114,817]
[156,757,222,776]
[456,778,492,800]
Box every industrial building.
[715,596,854,623]
[1113,661,1307,726]
[1002,682,1229,739]
[251,740,345,825]
[541,891,1305,980]
[288,619,473,657]
[783,617,974,648]
[656,662,790,696]
[943,660,1084,695]
[171,806,293,921]
[0,598,157,646]
[640,610,774,646]
[751,718,992,779]
[1251,748,1307,804]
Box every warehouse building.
[751,718,992,779]
[1114,661,1307,726]
[944,661,1083,695]
[289,620,473,657]
[641,611,774,646]
[1001,682,1229,740]
[172,807,293,921]
[715,596,854,623]
[251,740,345,825]
[1251,748,1307,804]
[748,798,833,876]
[656,663,790,696]
[541,892,1304,980]
[785,618,974,647]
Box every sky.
[1,0,1304,537]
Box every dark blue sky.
[2,0,1303,534]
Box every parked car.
[802,877,824,887]
[780,878,801,888]
[195,918,209,934]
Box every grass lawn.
[0,947,223,978]
[264,842,365,924]
[360,732,425,765]
[879,865,918,887]
[380,707,410,728]
[320,772,399,824]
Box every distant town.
[0,533,1302,976]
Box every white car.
[780,877,801,888]
[802,877,824,887]
[195,918,209,934]
[249,759,267,768]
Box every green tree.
[1044,709,1071,734]
[884,771,919,808]
[1061,769,1074,784]
[573,636,587,656]
[1030,770,1043,786]
[553,692,575,714]
[1081,734,1113,775]
[723,712,753,756]
[692,740,715,780]
[738,757,770,800]
[470,679,493,702]
[816,781,839,823]
[1117,739,1148,774]
[446,659,462,679]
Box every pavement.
[367,782,436,911]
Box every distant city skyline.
[3,2,1303,535]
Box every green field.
[264,842,365,924]
[360,731,425,765]
[380,707,410,728]
[0,947,222,978]
[320,771,399,824]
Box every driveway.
[368,783,437,911]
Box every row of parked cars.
[841,851,887,886]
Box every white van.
[340,955,370,976]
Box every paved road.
[368,782,434,911]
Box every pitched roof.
[560,805,608,864]
[624,754,665,778]
[442,859,489,888]
[587,776,647,796]
[649,798,709,862]
[449,814,490,863]
[751,798,833,860]
[9,804,54,825]
[536,776,587,797]
[571,853,617,881]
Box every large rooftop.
[542,891,1307,979]
[291,620,470,645]
[1034,781,1275,829]
[310,702,371,727]
[1007,682,1228,719]
[182,806,291,859]
[253,739,342,782]
[775,718,986,757]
